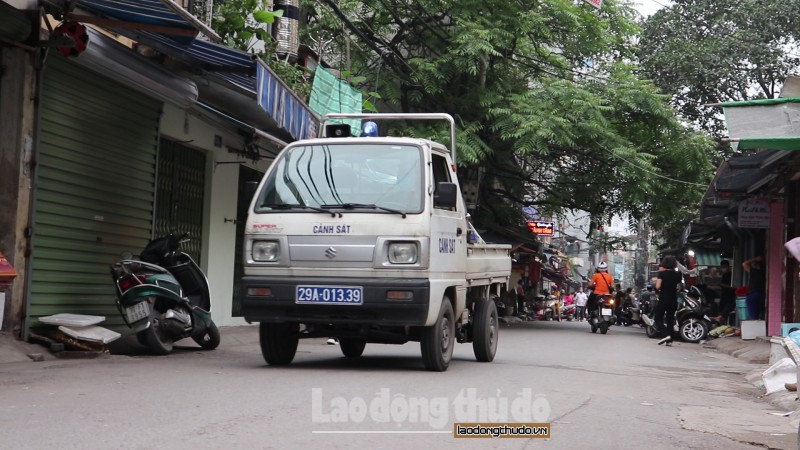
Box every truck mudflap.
[241,276,430,326]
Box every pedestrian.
[614,284,625,325]
[742,255,766,320]
[716,260,736,325]
[515,279,526,317]
[655,255,683,346]
[574,287,588,321]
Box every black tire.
[142,312,174,355]
[259,322,299,366]
[420,297,455,372]
[646,325,659,339]
[679,319,709,343]
[591,322,598,333]
[473,299,499,362]
[340,339,366,358]
[193,321,221,350]
[600,321,609,334]
[136,332,149,348]
[544,311,553,321]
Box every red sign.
[527,221,555,236]
[584,0,602,9]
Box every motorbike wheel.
[646,325,659,339]
[259,322,299,366]
[193,321,220,350]
[142,312,174,355]
[591,322,598,333]
[679,320,709,343]
[339,339,367,358]
[420,297,455,372]
[473,299,499,362]
[600,321,609,334]
[544,311,553,321]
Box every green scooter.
[110,233,220,354]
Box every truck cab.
[241,114,511,371]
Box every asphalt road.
[0,320,796,449]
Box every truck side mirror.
[434,182,458,208]
[245,181,259,201]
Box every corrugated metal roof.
[77,0,192,27]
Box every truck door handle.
[456,227,463,236]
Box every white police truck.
[240,113,511,371]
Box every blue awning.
[73,0,220,43]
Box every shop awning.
[692,249,722,267]
[72,0,220,42]
[728,137,800,151]
[93,30,318,142]
[74,27,198,108]
[713,150,793,194]
[63,1,319,142]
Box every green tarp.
[309,66,362,135]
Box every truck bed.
[465,243,512,286]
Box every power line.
[598,142,709,187]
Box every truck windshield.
[254,143,424,214]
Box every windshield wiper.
[322,203,407,219]
[263,203,340,217]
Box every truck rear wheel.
[420,297,455,372]
[259,322,299,366]
[473,299,498,362]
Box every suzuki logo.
[325,247,337,259]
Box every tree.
[217,0,715,242]
[638,0,800,144]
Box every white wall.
[7,1,37,8]
[159,103,273,326]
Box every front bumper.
[241,276,430,326]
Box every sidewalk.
[706,335,800,415]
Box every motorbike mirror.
[120,251,133,260]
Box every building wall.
[159,103,273,326]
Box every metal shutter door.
[27,56,161,333]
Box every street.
[1,320,796,449]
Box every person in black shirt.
[717,260,736,324]
[655,255,683,346]
[743,255,766,320]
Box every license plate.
[296,286,363,305]
[125,301,150,323]
[601,308,612,316]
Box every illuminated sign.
[527,221,555,236]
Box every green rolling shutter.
[26,56,161,333]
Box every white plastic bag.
[761,357,797,395]
[785,237,800,262]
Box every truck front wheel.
[259,322,299,366]
[473,299,499,362]
[420,297,455,372]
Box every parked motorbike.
[589,294,615,334]
[641,286,712,343]
[675,285,712,343]
[620,302,642,327]
[110,233,220,355]
[561,303,576,321]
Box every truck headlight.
[252,241,280,262]
[388,242,418,264]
